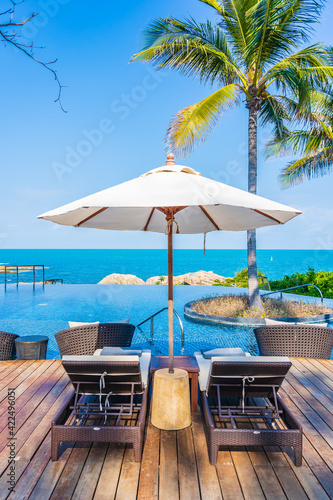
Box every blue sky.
[1,0,333,250]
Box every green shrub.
[213,268,267,288]
[270,267,333,299]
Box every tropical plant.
[270,266,333,298]
[131,0,333,309]
[267,84,333,186]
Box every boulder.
[146,271,226,286]
[98,273,145,285]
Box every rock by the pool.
[98,273,145,285]
[146,271,226,286]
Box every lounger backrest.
[55,323,135,356]
[206,360,291,398]
[62,357,144,394]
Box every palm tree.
[131,0,332,309]
[268,85,333,186]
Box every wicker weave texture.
[201,390,302,466]
[55,323,135,356]
[254,325,333,359]
[51,387,148,462]
[0,331,19,360]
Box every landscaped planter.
[184,299,333,327]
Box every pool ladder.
[136,307,185,345]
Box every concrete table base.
[151,368,191,430]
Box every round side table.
[15,335,49,360]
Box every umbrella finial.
[166,153,175,166]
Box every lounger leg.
[209,443,218,466]
[133,441,143,462]
[294,441,303,467]
[51,437,60,461]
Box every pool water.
[0,284,260,359]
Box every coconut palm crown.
[268,84,333,186]
[131,0,333,308]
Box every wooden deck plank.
[137,420,160,500]
[0,361,62,435]
[216,449,244,500]
[50,442,92,500]
[71,442,108,500]
[159,430,179,500]
[115,446,141,500]
[0,359,332,499]
[93,443,126,500]
[191,413,222,500]
[264,447,309,500]
[177,426,201,500]
[0,360,36,402]
[0,369,69,467]
[247,448,287,500]
[291,359,333,402]
[295,359,333,393]
[230,449,265,500]
[278,389,333,471]
[284,376,333,431]
[29,442,75,500]
[289,365,333,411]
[0,382,74,498]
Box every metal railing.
[262,284,324,305]
[3,265,45,285]
[137,307,185,344]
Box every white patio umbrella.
[38,154,301,372]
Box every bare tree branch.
[0,0,66,111]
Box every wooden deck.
[0,358,332,499]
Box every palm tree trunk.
[246,98,263,310]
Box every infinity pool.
[0,284,262,359]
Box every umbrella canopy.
[39,156,300,233]
[38,154,301,371]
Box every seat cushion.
[195,353,290,392]
[90,350,151,388]
[99,347,143,356]
[202,347,246,359]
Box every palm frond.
[252,0,325,68]
[280,146,333,186]
[259,96,291,140]
[199,0,223,14]
[217,0,255,64]
[165,84,239,157]
[131,17,245,85]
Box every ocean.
[0,249,332,284]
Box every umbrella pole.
[168,224,174,374]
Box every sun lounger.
[254,324,333,359]
[51,351,151,461]
[195,354,302,466]
[0,331,19,360]
[55,323,136,356]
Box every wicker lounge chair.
[254,324,333,359]
[51,351,151,461]
[195,355,302,466]
[55,323,135,357]
[0,331,19,360]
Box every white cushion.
[194,353,290,392]
[63,354,139,362]
[265,318,295,326]
[68,321,100,328]
[68,318,130,328]
[202,347,246,359]
[91,350,151,389]
[99,347,143,356]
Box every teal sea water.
[0,249,333,284]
